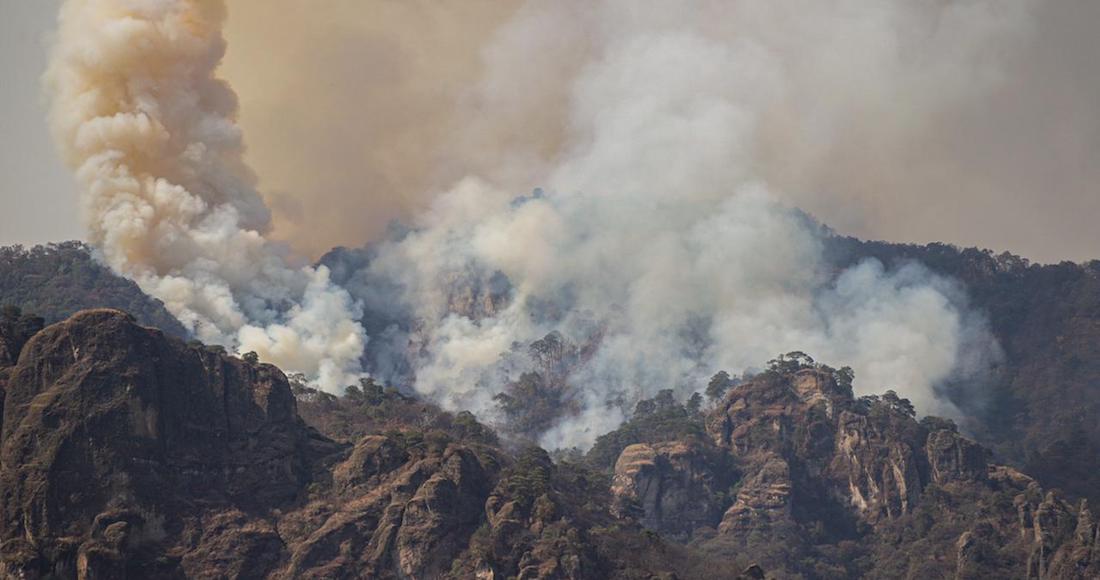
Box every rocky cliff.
[0,309,327,578]
[1,309,1094,579]
[0,310,762,580]
[607,365,1100,579]
[825,237,1100,505]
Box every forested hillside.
[0,242,186,337]
[1,310,1094,579]
[2,236,1098,578]
[826,237,1100,504]
[4,237,1096,508]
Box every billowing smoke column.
[46,0,366,391]
[360,185,1000,449]
[46,0,1017,449]
[343,0,1017,448]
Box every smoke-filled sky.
[2,0,1099,262]
[5,0,1100,448]
[0,0,79,246]
[212,0,1100,264]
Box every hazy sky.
[0,0,80,246]
[3,1,1100,263]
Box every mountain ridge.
[0,308,1096,578]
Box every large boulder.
[611,440,734,539]
[925,428,989,485]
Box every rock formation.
[0,310,745,579]
[610,440,735,539]
[610,365,1099,578]
[1,309,1094,578]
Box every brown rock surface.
[926,428,989,485]
[610,440,734,538]
[0,310,715,580]
[607,363,1098,578]
[4,309,1093,578]
[0,309,318,578]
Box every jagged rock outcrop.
[281,439,494,579]
[610,364,1096,578]
[926,428,989,485]
[717,454,791,536]
[832,409,923,521]
[0,310,724,580]
[721,367,1095,578]
[1018,490,1099,580]
[478,474,590,577]
[0,309,325,578]
[610,440,734,538]
[1059,500,1100,578]
[703,368,985,534]
[825,238,1100,508]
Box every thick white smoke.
[46,0,1017,448]
[367,183,999,449]
[46,0,366,390]
[355,0,1017,448]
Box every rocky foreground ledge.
[0,310,1095,579]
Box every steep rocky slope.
[826,237,1100,505]
[604,365,1099,579]
[7,237,1097,512]
[324,234,1100,510]
[0,309,328,578]
[0,310,761,579]
[0,304,1095,577]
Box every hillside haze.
[2,0,1099,578]
[1,234,1098,578]
[0,306,1096,578]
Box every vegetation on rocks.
[2,231,1099,578]
[0,242,186,336]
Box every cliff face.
[0,309,324,578]
[2,309,1094,579]
[609,366,1100,579]
[610,440,736,539]
[281,436,494,579]
[0,310,758,580]
[825,238,1100,505]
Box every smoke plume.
[219,0,521,258]
[224,0,1100,265]
[46,0,366,390]
[48,0,1048,448]
[330,0,1019,448]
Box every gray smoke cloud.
[224,0,1100,265]
[49,0,1055,448]
[325,0,1021,448]
[355,185,1000,449]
